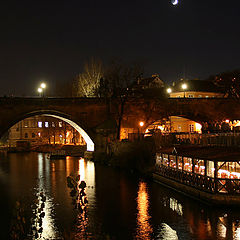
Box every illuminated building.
[8,116,86,147]
[168,79,224,98]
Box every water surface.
[0,152,240,239]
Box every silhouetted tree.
[207,69,240,99]
[104,60,144,139]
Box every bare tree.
[74,58,104,97]
[104,60,144,139]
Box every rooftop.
[171,79,224,93]
[159,145,240,162]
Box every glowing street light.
[138,121,144,139]
[38,82,47,97]
[181,83,187,98]
[167,88,172,94]
[40,83,46,89]
[37,87,43,97]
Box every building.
[130,74,165,97]
[168,79,224,98]
[145,116,202,136]
[8,116,86,147]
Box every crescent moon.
[172,0,178,5]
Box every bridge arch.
[145,116,202,135]
[5,110,95,152]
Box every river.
[0,152,240,240]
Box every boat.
[50,150,67,160]
[153,145,240,205]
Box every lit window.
[38,122,42,128]
[205,96,209,98]
[189,124,194,132]
[24,121,28,128]
[178,126,181,132]
[59,122,62,127]
[198,95,202,98]
[38,132,41,137]
[45,122,49,128]
[52,122,55,127]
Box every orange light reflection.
[136,181,153,239]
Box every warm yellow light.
[43,114,95,151]
[195,123,202,133]
[225,119,230,123]
[139,121,144,127]
[38,88,43,93]
[41,83,46,89]
[181,83,187,90]
[167,88,172,94]
[158,125,164,131]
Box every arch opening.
[43,114,94,151]
[145,116,202,136]
[4,111,95,152]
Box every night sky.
[1,0,240,96]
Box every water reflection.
[218,217,227,239]
[156,223,178,240]
[163,197,183,216]
[135,181,153,239]
[32,153,60,239]
[3,152,240,239]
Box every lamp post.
[138,121,144,140]
[37,88,43,97]
[40,83,46,97]
[181,83,187,98]
[37,83,47,97]
[167,88,172,95]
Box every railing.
[155,164,215,193]
[216,178,240,194]
[175,133,240,148]
[155,164,240,194]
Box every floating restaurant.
[153,146,240,205]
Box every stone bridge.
[0,97,239,151]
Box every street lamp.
[37,87,43,97]
[138,121,144,140]
[40,83,46,97]
[181,83,187,98]
[167,88,172,94]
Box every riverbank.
[6,144,87,157]
[93,138,156,176]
